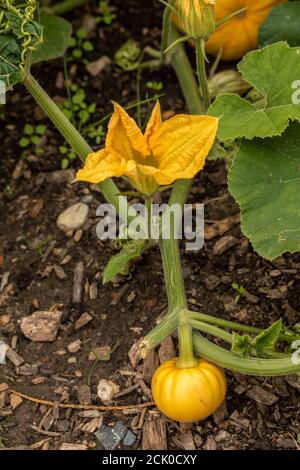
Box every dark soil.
[0,0,299,451]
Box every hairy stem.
[195,39,211,111]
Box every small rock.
[75,312,93,331]
[20,311,61,342]
[10,393,23,410]
[95,421,127,450]
[123,430,137,447]
[48,169,75,184]
[86,56,111,76]
[78,384,92,405]
[97,379,120,404]
[67,339,82,354]
[56,203,89,232]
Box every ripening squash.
[151,358,227,423]
[205,0,287,61]
[173,0,287,61]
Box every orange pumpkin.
[206,0,287,60]
[173,0,287,61]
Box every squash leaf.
[0,34,23,89]
[229,123,300,259]
[103,239,149,284]
[254,319,283,357]
[232,320,283,358]
[32,15,72,64]
[209,42,300,140]
[259,2,300,48]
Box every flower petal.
[144,101,162,147]
[76,149,125,184]
[150,114,218,180]
[106,102,148,161]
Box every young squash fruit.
[205,0,287,61]
[173,0,287,61]
[151,358,226,423]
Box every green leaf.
[209,42,300,140]
[229,123,300,259]
[5,12,42,43]
[254,319,283,356]
[24,124,34,135]
[19,137,30,148]
[232,320,283,358]
[32,15,72,64]
[0,34,23,89]
[259,2,300,48]
[103,239,149,284]
[232,333,253,357]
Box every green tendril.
[0,0,42,67]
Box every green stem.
[161,0,176,59]
[188,311,300,343]
[143,307,180,351]
[144,197,153,240]
[189,318,233,344]
[177,316,198,368]
[195,39,211,111]
[193,332,300,377]
[159,235,187,312]
[167,24,204,114]
[23,73,127,217]
[43,0,91,15]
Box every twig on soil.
[10,389,154,411]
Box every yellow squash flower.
[76,102,218,195]
[176,0,216,40]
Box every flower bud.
[176,0,216,40]
[208,70,251,99]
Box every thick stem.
[168,25,204,114]
[161,0,176,59]
[23,73,127,218]
[143,308,180,351]
[43,0,91,15]
[176,317,198,368]
[193,332,300,377]
[195,39,211,111]
[159,213,187,311]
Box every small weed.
[59,83,105,168]
[68,27,94,62]
[146,81,163,92]
[96,0,117,25]
[19,123,46,156]
[232,282,246,304]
